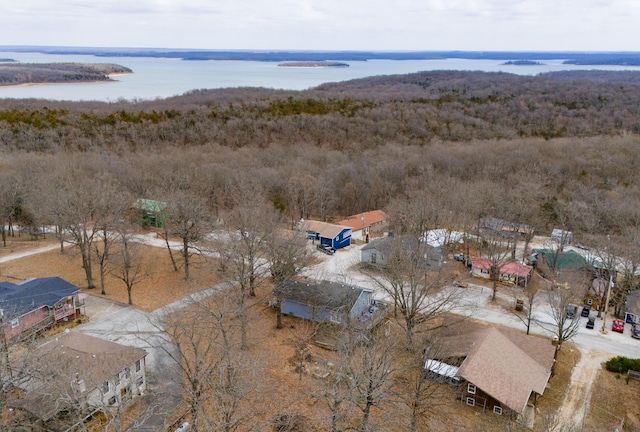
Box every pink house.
[0,277,81,343]
[471,258,533,286]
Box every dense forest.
[1,69,640,240]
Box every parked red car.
[612,319,625,333]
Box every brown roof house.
[336,210,388,242]
[425,321,555,422]
[9,331,147,432]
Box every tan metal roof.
[300,220,349,239]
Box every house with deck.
[0,277,81,343]
[273,280,379,326]
[9,332,147,431]
[425,321,555,421]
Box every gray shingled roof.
[274,280,364,311]
[0,277,80,318]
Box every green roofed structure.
[132,198,167,228]
[531,249,590,275]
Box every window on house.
[502,273,509,279]
[467,383,476,394]
[103,381,110,394]
[124,367,130,378]
[587,298,593,305]
[466,397,475,406]
[494,406,503,415]
[371,253,377,264]
[10,318,19,329]
[136,377,144,386]
[481,268,489,274]
[135,359,141,372]
[115,373,120,386]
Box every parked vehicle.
[586,317,596,329]
[175,422,190,432]
[453,253,465,262]
[566,304,578,318]
[612,319,625,333]
[581,305,591,317]
[316,244,336,255]
[632,324,640,339]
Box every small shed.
[132,198,167,228]
[551,229,573,246]
[273,280,375,326]
[299,220,352,250]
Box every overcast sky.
[1,0,638,51]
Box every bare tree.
[112,223,146,305]
[395,341,453,432]
[540,287,582,352]
[160,293,256,432]
[214,179,280,349]
[366,235,456,352]
[266,230,313,329]
[511,283,539,335]
[477,231,514,302]
[161,188,210,281]
[345,328,396,432]
[93,182,130,296]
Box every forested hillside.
[1,70,640,241]
[0,62,132,86]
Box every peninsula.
[0,62,132,86]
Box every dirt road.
[553,349,611,431]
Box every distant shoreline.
[4,46,640,65]
[278,61,349,68]
[0,62,132,87]
[0,72,131,88]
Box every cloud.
[1,0,639,50]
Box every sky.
[1,0,639,51]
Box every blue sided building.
[299,220,352,250]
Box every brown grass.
[585,364,640,431]
[0,239,220,312]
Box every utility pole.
[600,272,613,333]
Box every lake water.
[1,51,640,102]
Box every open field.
[0,236,220,312]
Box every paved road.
[76,283,229,432]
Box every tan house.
[426,322,555,420]
[9,332,147,431]
[336,210,388,242]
